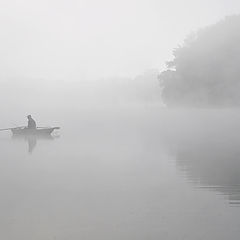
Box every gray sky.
[0,0,240,81]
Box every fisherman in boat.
[27,115,36,129]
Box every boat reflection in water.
[11,132,58,154]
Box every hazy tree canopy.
[159,15,240,107]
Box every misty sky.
[1,0,240,81]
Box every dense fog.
[2,1,240,239]
[0,69,162,129]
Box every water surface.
[1,107,240,240]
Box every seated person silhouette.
[27,115,36,129]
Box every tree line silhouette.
[159,15,240,107]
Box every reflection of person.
[27,136,37,153]
[27,115,36,129]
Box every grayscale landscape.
[1,0,240,239]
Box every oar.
[0,127,17,132]
[0,126,26,132]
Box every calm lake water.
[1,106,240,240]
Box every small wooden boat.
[11,127,60,135]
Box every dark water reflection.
[163,109,240,206]
[11,134,56,153]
